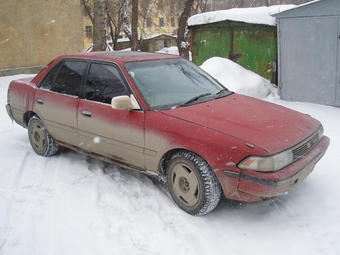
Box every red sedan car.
[6,51,330,215]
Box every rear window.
[39,60,87,97]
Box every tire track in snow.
[5,151,30,220]
[1,146,65,254]
[1,151,31,253]
[40,155,64,254]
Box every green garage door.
[233,27,277,81]
[192,28,232,66]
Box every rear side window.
[85,63,128,104]
[40,60,87,97]
[39,62,62,90]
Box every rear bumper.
[238,136,330,200]
[6,104,14,121]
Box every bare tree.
[131,0,138,51]
[81,0,94,24]
[93,0,107,51]
[194,0,213,14]
[107,0,127,50]
[121,0,132,40]
[139,0,157,43]
[177,0,194,59]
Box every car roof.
[58,51,181,63]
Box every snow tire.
[28,116,59,157]
[167,150,221,216]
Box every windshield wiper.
[216,88,233,98]
[180,92,212,107]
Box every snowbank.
[0,63,339,254]
[200,56,272,98]
[188,5,296,27]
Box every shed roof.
[116,34,176,43]
[273,0,340,18]
[188,5,296,27]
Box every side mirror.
[111,94,140,110]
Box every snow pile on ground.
[188,5,296,27]
[1,62,339,254]
[201,56,272,98]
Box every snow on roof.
[188,5,297,27]
[142,34,176,40]
[117,34,176,43]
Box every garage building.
[274,0,340,107]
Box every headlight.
[238,149,293,172]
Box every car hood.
[162,94,320,154]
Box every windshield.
[125,58,231,110]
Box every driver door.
[77,62,145,170]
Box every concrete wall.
[0,0,84,76]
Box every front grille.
[292,132,319,161]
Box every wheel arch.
[23,111,38,128]
[159,148,183,176]
[158,148,210,176]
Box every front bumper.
[238,136,330,200]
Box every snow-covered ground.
[0,59,339,255]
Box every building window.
[159,17,164,27]
[170,0,175,14]
[85,26,92,37]
[147,17,152,27]
[171,17,175,27]
[158,0,163,10]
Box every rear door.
[34,60,88,146]
[77,62,145,170]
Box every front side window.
[85,63,128,104]
[40,60,87,97]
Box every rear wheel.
[28,116,59,157]
[167,151,221,216]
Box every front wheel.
[167,151,221,216]
[28,116,59,157]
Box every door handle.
[81,110,92,117]
[36,98,44,104]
